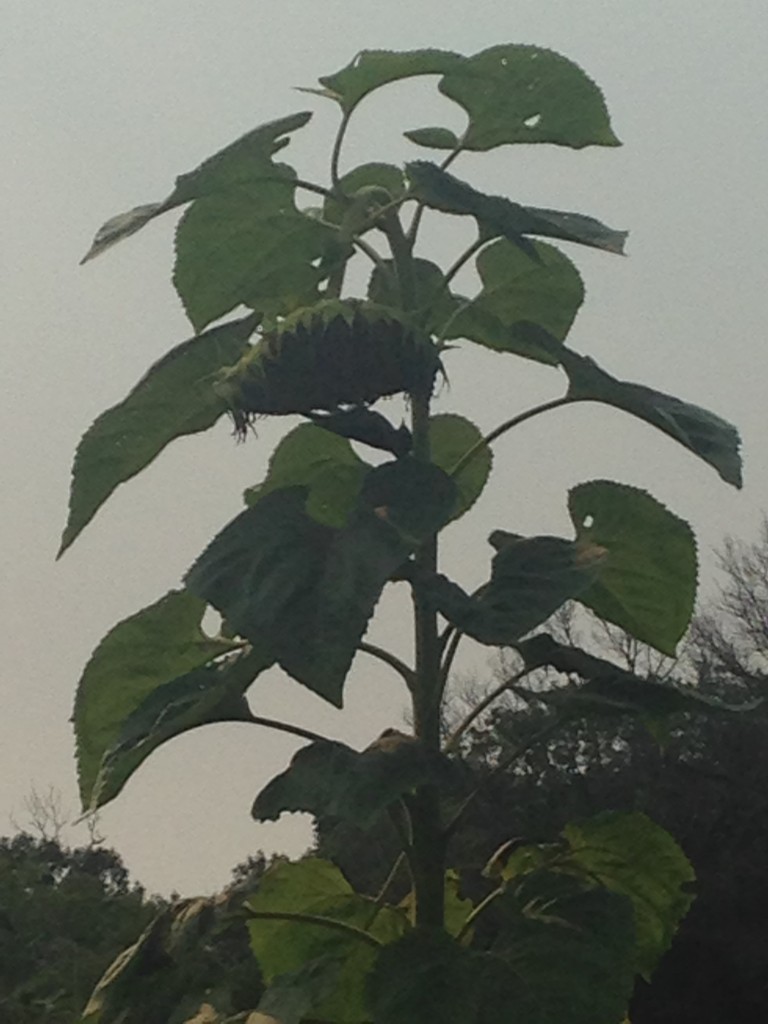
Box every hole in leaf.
[582,514,595,529]
[500,57,509,66]
[523,113,542,129]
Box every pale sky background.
[2,1,767,896]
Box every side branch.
[358,642,417,690]
[443,667,529,754]
[245,713,335,747]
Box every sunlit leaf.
[74,591,235,812]
[244,424,369,528]
[569,481,698,655]
[91,645,272,812]
[252,732,447,829]
[59,314,258,555]
[562,812,694,978]
[562,349,742,488]
[174,181,337,330]
[407,161,626,256]
[429,413,492,521]
[445,239,584,364]
[317,49,462,112]
[247,859,407,1024]
[81,112,312,262]
[438,44,620,150]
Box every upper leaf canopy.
[317,49,463,113]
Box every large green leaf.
[73,591,235,812]
[59,314,258,555]
[244,423,368,528]
[562,812,694,978]
[317,49,462,113]
[368,257,463,336]
[187,464,456,705]
[406,534,605,645]
[247,859,408,1024]
[568,481,698,655]
[407,162,626,256]
[252,732,447,829]
[215,300,441,424]
[438,44,620,151]
[445,239,584,364]
[429,414,492,521]
[90,645,273,813]
[561,349,743,488]
[174,181,337,330]
[81,112,312,262]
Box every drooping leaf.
[404,126,462,149]
[429,413,492,521]
[568,481,698,655]
[307,408,412,458]
[59,314,258,555]
[368,258,463,336]
[445,239,584,364]
[517,633,762,721]
[81,112,312,262]
[407,161,626,256]
[317,49,463,113]
[561,812,694,978]
[244,424,369,528]
[174,180,337,330]
[247,859,408,1024]
[216,300,441,426]
[91,645,273,812]
[187,463,456,704]
[252,732,448,829]
[561,349,742,488]
[74,591,235,812]
[406,534,605,645]
[438,44,621,150]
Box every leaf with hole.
[438,44,620,151]
[562,349,742,487]
[74,591,236,812]
[59,313,258,555]
[81,112,312,262]
[318,49,462,112]
[569,481,698,655]
[174,181,337,330]
[445,239,584,364]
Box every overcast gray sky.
[2,0,767,895]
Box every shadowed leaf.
[59,314,258,555]
[562,349,742,487]
[318,49,462,112]
[569,481,698,655]
[368,258,463,336]
[429,413,492,521]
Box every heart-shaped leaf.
[429,414,492,521]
